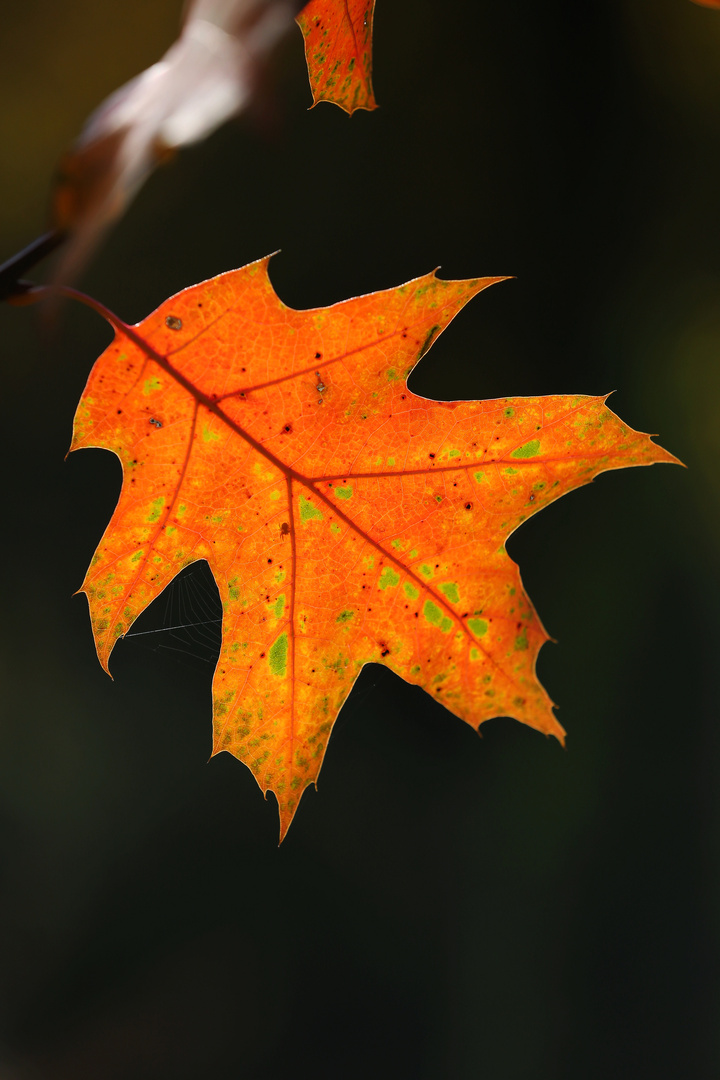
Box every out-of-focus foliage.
[297,0,376,113]
[50,0,302,282]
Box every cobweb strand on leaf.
[120,561,382,722]
[121,561,223,668]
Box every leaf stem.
[2,278,133,338]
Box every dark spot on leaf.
[165,315,182,330]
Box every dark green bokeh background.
[1,1,718,1076]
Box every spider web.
[118,560,382,718]
[121,561,222,668]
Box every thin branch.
[0,231,65,302]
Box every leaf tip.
[537,710,565,747]
[277,802,294,846]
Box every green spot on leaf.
[299,495,323,522]
[512,438,541,459]
[424,600,443,626]
[424,601,453,632]
[202,424,220,443]
[468,617,488,637]
[147,497,164,523]
[439,582,460,604]
[269,632,288,677]
[404,582,419,600]
[378,567,400,590]
[335,486,353,500]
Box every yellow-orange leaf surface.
[297,0,376,113]
[690,1,720,8]
[71,258,678,838]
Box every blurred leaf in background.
[50,0,303,283]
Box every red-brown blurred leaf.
[297,0,376,113]
[71,258,679,839]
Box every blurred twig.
[0,231,64,303]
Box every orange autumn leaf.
[297,0,376,113]
[70,258,678,839]
[690,1,720,7]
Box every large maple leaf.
[297,0,376,113]
[70,257,678,838]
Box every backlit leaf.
[70,258,679,838]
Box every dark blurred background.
[0,0,718,1077]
